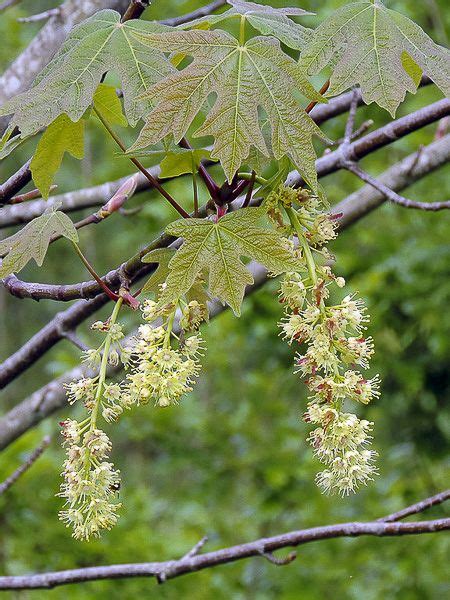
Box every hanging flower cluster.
[60,295,206,539]
[267,185,380,495]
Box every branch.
[379,489,450,523]
[338,90,450,210]
[1,134,448,449]
[0,159,31,205]
[0,513,448,589]
[0,436,50,495]
[344,162,450,211]
[2,100,448,305]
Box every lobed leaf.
[93,84,128,127]
[0,10,175,136]
[129,29,328,190]
[159,207,300,316]
[299,0,450,116]
[0,208,78,278]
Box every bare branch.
[17,8,61,23]
[344,162,450,211]
[0,159,31,205]
[0,0,21,12]
[1,134,449,449]
[379,489,450,523]
[0,436,50,495]
[0,515,448,590]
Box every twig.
[8,185,57,205]
[305,79,330,114]
[326,120,374,148]
[379,489,450,523]
[339,92,450,211]
[17,8,60,23]
[121,0,149,22]
[0,159,32,205]
[2,134,448,448]
[0,0,21,12]
[0,436,50,495]
[93,107,189,218]
[61,331,89,353]
[0,515,448,589]
[345,161,450,211]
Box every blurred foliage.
[0,1,449,598]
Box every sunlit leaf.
[299,0,450,116]
[0,10,175,136]
[160,207,300,315]
[129,29,327,190]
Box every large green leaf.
[299,0,450,116]
[182,0,313,50]
[0,207,78,278]
[129,29,327,190]
[159,207,300,316]
[0,10,175,136]
[30,114,85,199]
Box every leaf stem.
[191,154,199,217]
[71,242,120,302]
[239,15,246,45]
[93,107,190,218]
[90,297,123,429]
[305,79,330,114]
[237,172,267,185]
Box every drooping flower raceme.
[60,295,206,540]
[267,185,380,495]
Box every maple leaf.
[30,114,85,199]
[159,207,300,316]
[0,207,78,278]
[299,0,450,116]
[129,29,328,190]
[0,10,175,136]
[182,0,314,50]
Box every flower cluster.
[58,421,121,540]
[60,294,207,539]
[267,185,380,495]
[125,300,204,408]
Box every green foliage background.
[0,1,449,598]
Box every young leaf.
[30,114,85,199]
[0,208,78,278]
[93,84,128,127]
[129,29,328,191]
[182,0,313,50]
[159,149,213,178]
[159,207,300,316]
[0,10,175,136]
[141,248,176,296]
[299,0,450,116]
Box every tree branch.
[379,489,450,523]
[0,436,50,495]
[0,513,448,589]
[1,134,448,449]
